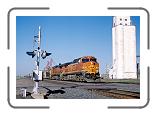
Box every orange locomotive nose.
[85,61,96,75]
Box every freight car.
[50,56,100,82]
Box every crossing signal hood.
[26,51,36,58]
[41,50,51,59]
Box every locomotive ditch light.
[26,51,36,58]
[41,50,51,59]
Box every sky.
[16,16,140,76]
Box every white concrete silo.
[111,16,137,79]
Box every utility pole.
[26,26,51,98]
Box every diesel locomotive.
[50,56,100,82]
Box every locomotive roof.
[53,56,96,68]
[73,56,96,60]
[53,62,73,68]
[81,56,96,59]
[61,62,73,66]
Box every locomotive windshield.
[90,58,97,62]
[82,58,89,63]
[82,58,97,63]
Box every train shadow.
[41,86,65,99]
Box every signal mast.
[26,26,51,97]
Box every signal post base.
[31,93,44,99]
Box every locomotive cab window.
[90,58,97,62]
[82,58,89,63]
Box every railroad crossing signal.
[26,50,51,59]
[26,26,51,96]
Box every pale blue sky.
[16,16,140,76]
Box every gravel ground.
[16,78,139,99]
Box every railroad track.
[43,80,140,99]
[91,89,140,99]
